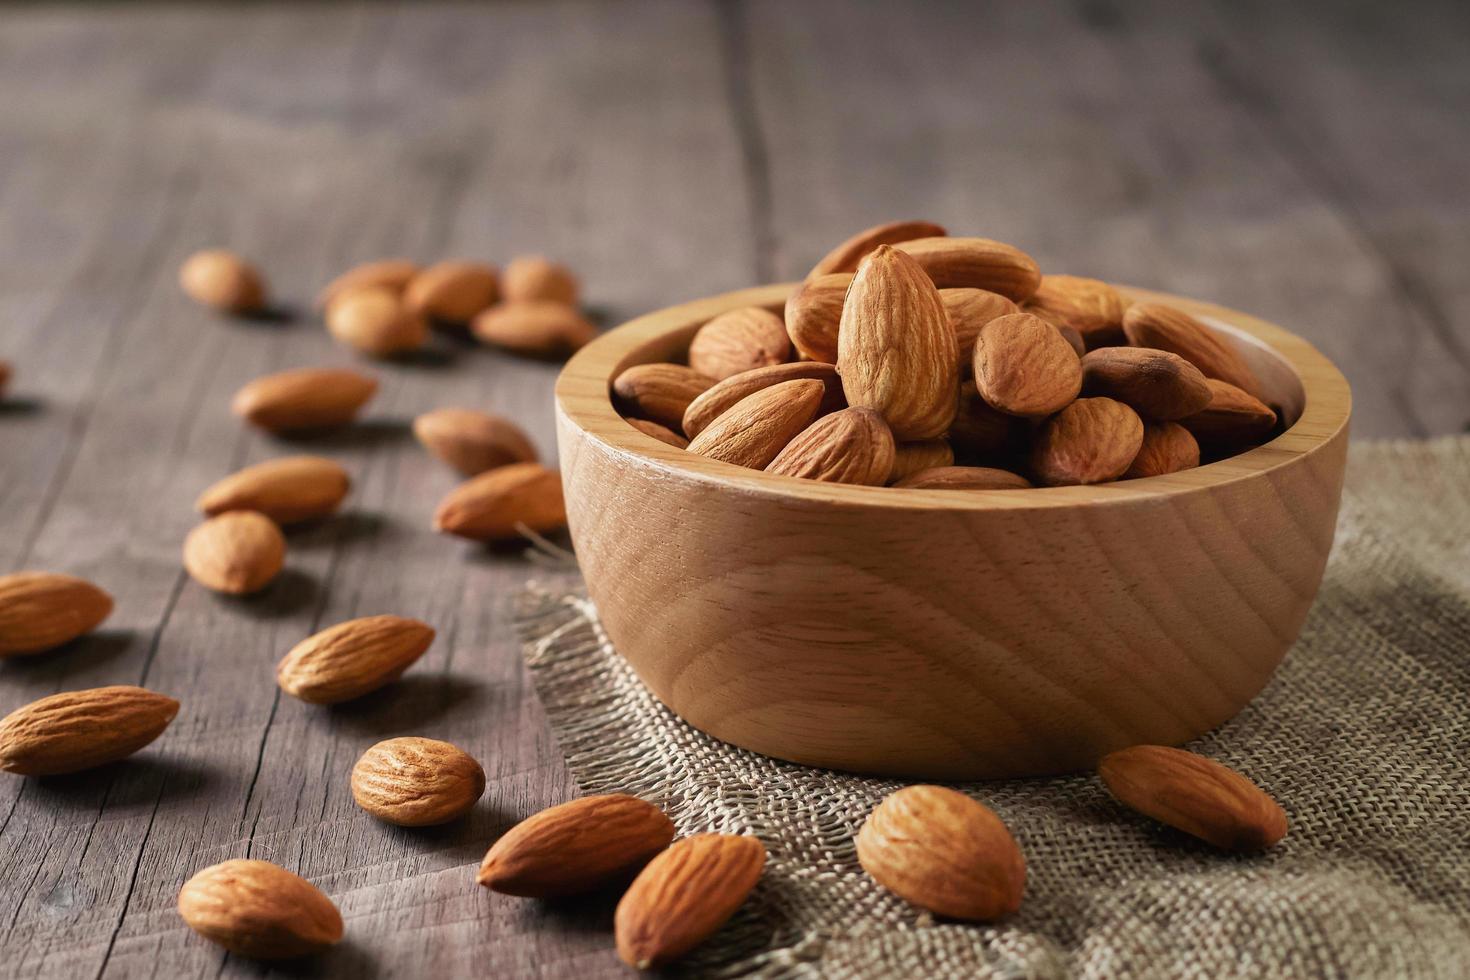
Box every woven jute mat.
[514,437,1470,979]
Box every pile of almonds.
[614,221,1280,489]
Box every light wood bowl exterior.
[555,284,1351,779]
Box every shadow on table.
[0,629,135,676]
[327,674,487,734]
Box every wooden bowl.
[555,285,1350,779]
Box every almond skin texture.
[682,361,843,439]
[1099,745,1288,851]
[1124,422,1201,478]
[1179,379,1279,448]
[1080,346,1212,420]
[857,785,1025,922]
[433,462,566,541]
[685,379,824,470]
[501,255,579,306]
[0,686,179,775]
[412,408,538,476]
[404,260,498,322]
[1025,275,1127,347]
[351,737,485,826]
[0,572,113,658]
[1123,303,1263,398]
[277,615,435,704]
[183,511,285,595]
[612,363,715,431]
[325,286,428,357]
[615,834,767,970]
[687,307,791,381]
[196,456,350,524]
[972,312,1082,418]
[888,440,954,485]
[315,258,419,310]
[232,367,377,433]
[941,288,1021,364]
[626,418,688,449]
[895,237,1042,301]
[807,219,947,279]
[471,301,598,358]
[838,245,958,441]
[177,859,343,959]
[1030,397,1144,486]
[179,249,266,313]
[894,466,1032,490]
[766,407,896,485]
[478,793,675,898]
[784,272,850,364]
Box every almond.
[1024,275,1126,347]
[685,379,824,469]
[857,785,1025,921]
[325,286,428,357]
[179,249,266,313]
[277,614,435,704]
[888,440,954,484]
[177,859,343,959]
[612,363,715,431]
[0,359,11,398]
[1055,322,1087,358]
[948,387,1024,460]
[404,260,499,322]
[1124,422,1200,478]
[838,245,958,440]
[232,367,377,433]
[895,237,1042,301]
[942,288,1021,364]
[196,456,350,524]
[972,312,1082,418]
[807,219,947,279]
[183,511,285,595]
[1030,397,1144,486]
[471,300,598,358]
[766,407,896,485]
[432,461,566,541]
[412,408,538,476]
[0,572,113,658]
[1122,303,1262,398]
[1099,745,1287,851]
[315,258,419,310]
[478,793,675,898]
[783,272,850,364]
[502,255,579,306]
[1178,378,1278,449]
[682,361,843,439]
[615,834,766,970]
[626,418,688,449]
[894,466,1032,490]
[351,736,485,826]
[687,307,791,381]
[1080,346,1212,420]
[0,686,178,775]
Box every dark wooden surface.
[0,1,1466,977]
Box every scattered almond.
[0,571,113,658]
[894,466,1032,490]
[412,408,538,476]
[478,793,675,898]
[687,307,791,381]
[612,363,715,431]
[351,737,485,826]
[626,418,688,449]
[895,237,1042,301]
[277,614,435,704]
[0,686,179,775]
[784,272,850,364]
[888,440,955,484]
[1099,745,1287,851]
[183,511,285,595]
[1124,422,1201,478]
[972,312,1082,418]
[471,300,598,358]
[857,785,1025,921]
[315,258,419,310]
[685,379,825,469]
[177,859,343,959]
[404,260,499,322]
[682,361,843,439]
[196,456,350,524]
[433,461,566,542]
[1179,379,1278,449]
[941,288,1021,364]
[232,367,377,433]
[1080,346,1212,420]
[615,834,767,970]
[1030,397,1144,486]
[1122,303,1263,398]
[807,219,947,278]
[179,249,266,314]
[502,255,579,305]
[1025,275,1127,348]
[766,407,896,485]
[325,286,428,357]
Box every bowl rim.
[555,283,1352,511]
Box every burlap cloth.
[514,437,1470,979]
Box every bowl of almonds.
[555,222,1351,779]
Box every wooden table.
[1,1,1466,976]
